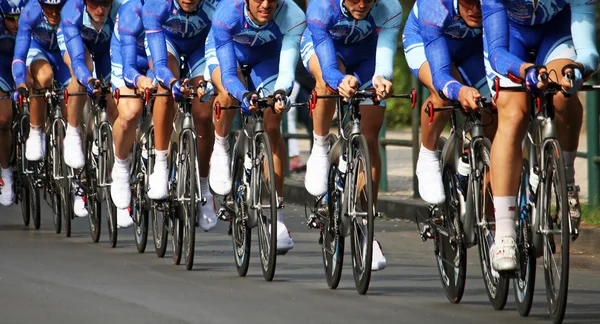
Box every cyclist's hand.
[457,86,481,111]
[136,76,155,94]
[170,79,191,100]
[373,75,393,99]
[86,78,101,98]
[338,75,358,99]
[196,80,209,98]
[524,65,548,97]
[273,89,288,114]
[241,92,258,116]
[12,85,29,104]
[560,63,584,94]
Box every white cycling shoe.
[209,149,231,196]
[147,167,169,200]
[64,133,85,169]
[416,156,445,205]
[73,195,88,217]
[491,236,518,272]
[25,134,46,161]
[305,153,329,197]
[117,207,134,229]
[198,193,217,232]
[111,166,131,210]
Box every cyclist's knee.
[497,106,527,137]
[117,101,142,131]
[314,78,334,96]
[33,69,53,88]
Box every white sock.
[494,196,517,240]
[200,177,210,197]
[214,132,229,153]
[1,167,12,180]
[418,144,439,166]
[66,124,80,137]
[114,156,130,172]
[311,132,329,156]
[155,150,167,169]
[563,151,576,185]
[29,124,42,137]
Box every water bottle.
[244,152,252,183]
[336,154,347,191]
[456,152,470,195]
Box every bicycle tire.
[231,131,251,277]
[132,141,149,253]
[255,132,277,281]
[541,142,569,324]
[20,176,31,226]
[102,128,118,248]
[85,132,101,243]
[170,145,183,265]
[30,184,41,230]
[51,188,62,234]
[150,136,169,258]
[180,132,197,271]
[62,182,72,238]
[475,142,509,310]
[49,134,62,234]
[349,135,374,295]
[133,196,149,253]
[435,165,467,303]
[323,135,344,289]
[514,160,536,317]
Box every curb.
[283,179,600,257]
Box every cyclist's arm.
[61,2,93,85]
[120,6,144,88]
[273,2,306,94]
[12,3,38,87]
[306,2,344,90]
[142,0,175,88]
[419,2,462,101]
[213,2,246,102]
[570,0,599,77]
[481,0,526,78]
[372,0,402,84]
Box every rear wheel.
[20,177,31,226]
[180,133,197,270]
[30,184,41,230]
[85,133,101,243]
[102,128,118,248]
[170,145,183,265]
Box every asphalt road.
[1,202,599,324]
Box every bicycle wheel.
[48,134,62,234]
[132,141,148,253]
[149,137,169,258]
[475,142,509,310]
[348,135,374,295]
[435,165,467,303]
[133,196,149,253]
[30,184,41,230]
[179,132,197,271]
[231,132,251,276]
[20,176,31,226]
[170,145,183,265]
[62,181,73,238]
[51,187,62,234]
[254,133,277,281]
[514,160,536,317]
[540,142,569,324]
[85,133,101,243]
[322,140,344,289]
[102,127,118,248]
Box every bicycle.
[493,74,600,323]
[303,89,416,295]
[80,78,118,247]
[415,98,509,307]
[215,66,283,281]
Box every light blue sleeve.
[570,0,598,76]
[371,0,403,83]
[273,1,306,94]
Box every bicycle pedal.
[376,212,382,218]
[420,224,433,242]
[217,207,230,221]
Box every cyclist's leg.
[109,47,142,217]
[26,46,53,161]
[484,26,530,271]
[62,47,93,169]
[147,44,179,200]
[188,47,217,231]
[303,32,341,196]
[205,33,242,196]
[0,64,13,206]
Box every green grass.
[581,204,600,226]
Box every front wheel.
[322,147,344,289]
[180,132,197,271]
[348,135,374,295]
[230,132,251,276]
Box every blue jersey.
[12,0,59,86]
[404,0,482,100]
[143,0,218,86]
[305,0,402,90]
[211,0,306,102]
[114,0,147,87]
[60,0,124,85]
[483,0,598,77]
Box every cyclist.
[482,0,598,271]
[58,0,124,218]
[12,0,94,215]
[403,0,492,204]
[109,0,155,228]
[205,0,305,254]
[301,0,402,270]
[0,0,26,207]
[143,0,219,231]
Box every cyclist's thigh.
[26,44,54,85]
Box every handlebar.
[424,97,493,123]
